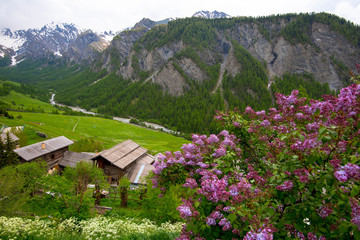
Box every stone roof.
[59,150,95,168]
[14,136,73,161]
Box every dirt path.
[73,117,81,132]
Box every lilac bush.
[152,75,360,239]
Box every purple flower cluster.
[197,175,230,203]
[350,198,360,230]
[317,205,333,219]
[218,217,232,231]
[276,180,294,191]
[334,163,360,182]
[243,227,273,240]
[183,178,198,189]
[177,202,193,219]
[153,81,360,239]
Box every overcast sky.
[0,0,359,32]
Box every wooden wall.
[22,147,69,170]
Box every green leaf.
[280,135,287,141]
[319,126,327,134]
[354,229,360,240]
[338,222,351,234]
[351,185,360,197]
[321,135,332,143]
[228,213,237,223]
[298,134,305,141]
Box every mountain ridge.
[0,12,359,134]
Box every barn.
[92,139,155,185]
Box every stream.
[50,93,177,134]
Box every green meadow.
[9,112,187,152]
[0,89,188,153]
[1,90,58,113]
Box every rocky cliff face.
[99,17,359,95]
[65,30,109,63]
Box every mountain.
[0,22,115,65]
[96,13,359,93]
[1,12,360,134]
[192,10,231,19]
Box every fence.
[103,185,147,207]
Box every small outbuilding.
[58,151,95,169]
[92,139,155,185]
[0,132,19,145]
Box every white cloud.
[333,1,360,25]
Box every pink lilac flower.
[305,122,320,132]
[198,176,230,203]
[245,106,255,115]
[260,120,271,127]
[215,115,223,120]
[329,159,341,169]
[212,169,222,175]
[295,112,305,120]
[276,180,294,191]
[273,114,282,121]
[307,232,317,240]
[233,121,241,128]
[218,218,232,231]
[212,147,227,158]
[183,178,198,189]
[205,217,216,226]
[344,163,360,180]
[335,170,348,182]
[299,175,309,183]
[317,206,333,219]
[243,227,273,240]
[210,211,223,219]
[177,201,193,219]
[337,140,348,152]
[256,110,266,117]
[223,206,231,212]
[350,198,360,230]
[207,134,219,144]
[222,137,234,146]
[219,130,229,137]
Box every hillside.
[0,12,359,134]
[0,85,187,152]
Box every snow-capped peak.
[0,28,26,51]
[192,10,231,19]
[98,30,116,42]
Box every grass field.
[3,112,188,153]
[1,90,58,113]
[0,85,188,153]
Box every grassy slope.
[1,90,58,113]
[8,112,187,152]
[0,89,188,153]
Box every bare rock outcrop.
[151,61,188,96]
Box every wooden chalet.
[92,139,155,185]
[14,136,74,169]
